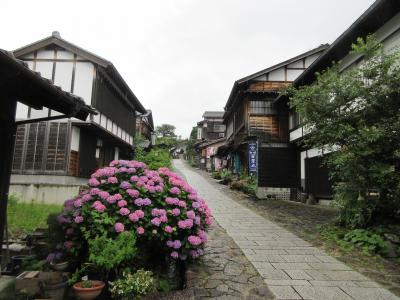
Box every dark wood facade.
[11,32,147,178]
[222,45,328,191]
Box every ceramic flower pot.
[50,261,69,271]
[40,276,68,300]
[73,280,105,300]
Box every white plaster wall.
[300,150,307,180]
[54,62,73,92]
[31,61,53,118]
[287,59,304,68]
[16,103,29,119]
[289,127,303,141]
[10,184,82,205]
[268,67,285,81]
[57,50,74,59]
[36,49,54,59]
[305,53,320,67]
[70,126,80,151]
[73,62,94,105]
[287,69,304,81]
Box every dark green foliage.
[287,35,400,228]
[212,171,222,180]
[155,124,177,138]
[219,170,233,185]
[88,231,137,271]
[141,148,172,170]
[344,229,389,255]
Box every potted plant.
[73,277,105,300]
[46,251,69,271]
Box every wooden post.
[0,95,17,255]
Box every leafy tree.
[155,124,176,138]
[185,127,198,164]
[287,36,400,228]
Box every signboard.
[248,141,257,173]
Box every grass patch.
[7,195,61,237]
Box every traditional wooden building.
[222,45,328,199]
[0,48,94,251]
[277,0,400,202]
[195,111,226,170]
[10,31,147,203]
[136,110,155,148]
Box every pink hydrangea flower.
[74,199,82,207]
[119,207,130,216]
[130,175,139,182]
[137,227,144,235]
[178,201,187,208]
[188,193,197,200]
[173,240,182,249]
[64,241,73,249]
[120,181,130,189]
[99,191,110,200]
[74,216,84,224]
[172,208,180,216]
[114,222,124,233]
[129,213,139,222]
[127,189,140,198]
[135,210,144,218]
[90,188,100,195]
[151,218,161,226]
[170,187,181,195]
[170,251,179,259]
[187,210,196,220]
[95,204,106,212]
[118,200,127,207]
[107,177,118,184]
[188,235,202,246]
[82,194,92,202]
[164,226,173,233]
[88,178,100,187]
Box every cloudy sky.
[2,0,375,138]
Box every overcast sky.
[2,0,375,138]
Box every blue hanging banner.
[248,141,257,173]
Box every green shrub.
[220,170,233,185]
[343,229,389,255]
[88,231,137,272]
[212,171,222,180]
[229,175,257,196]
[109,269,155,299]
[141,148,172,170]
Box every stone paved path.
[173,159,399,300]
[186,220,274,299]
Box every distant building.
[195,111,226,171]
[10,32,147,203]
[136,110,155,149]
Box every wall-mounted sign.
[248,141,257,173]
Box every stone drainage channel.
[173,159,399,300]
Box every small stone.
[216,284,229,293]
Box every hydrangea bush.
[57,160,212,261]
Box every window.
[213,124,226,133]
[218,132,225,138]
[289,111,302,130]
[226,119,233,138]
[249,100,276,115]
